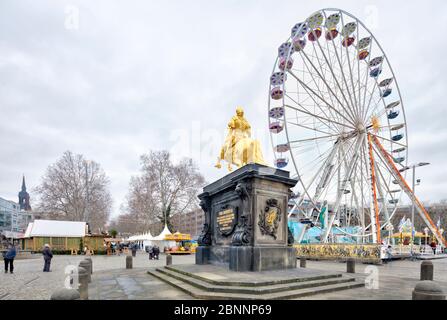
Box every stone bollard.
[126,255,133,269]
[79,260,91,283]
[166,254,172,266]
[412,281,446,300]
[85,257,93,274]
[300,257,306,268]
[420,261,434,281]
[346,258,355,273]
[50,288,80,300]
[77,266,89,300]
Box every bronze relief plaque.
[216,206,238,236]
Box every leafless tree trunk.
[121,150,205,234]
[34,151,112,232]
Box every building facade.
[142,209,205,239]
[171,209,204,238]
[0,197,20,232]
[0,197,32,234]
[0,176,34,235]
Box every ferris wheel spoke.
[312,39,358,122]
[287,70,356,126]
[312,138,357,205]
[289,133,340,145]
[308,44,347,126]
[328,30,358,124]
[284,103,355,132]
[339,14,361,120]
[322,135,363,242]
[345,154,364,229]
[284,94,341,134]
[285,119,335,136]
[359,39,374,118]
[374,155,396,222]
[293,56,346,128]
[355,25,364,120]
[293,52,357,125]
[371,133,407,149]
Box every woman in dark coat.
[42,244,53,272]
[3,243,16,274]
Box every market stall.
[164,232,193,255]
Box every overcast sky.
[1,0,446,218]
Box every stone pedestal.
[126,255,133,269]
[412,281,446,300]
[195,164,297,272]
[420,261,434,281]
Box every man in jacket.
[3,243,16,274]
[42,244,53,272]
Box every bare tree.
[34,151,112,232]
[121,150,205,233]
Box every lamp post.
[84,160,91,232]
[399,162,430,255]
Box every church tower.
[18,175,32,211]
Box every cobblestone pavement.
[298,258,447,300]
[0,252,194,300]
[2,254,447,300]
[89,268,194,300]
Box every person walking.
[430,240,437,255]
[3,243,16,274]
[42,244,53,272]
[131,243,137,257]
[152,245,160,260]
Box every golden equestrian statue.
[215,107,267,171]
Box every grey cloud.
[1,0,446,217]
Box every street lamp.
[84,160,91,232]
[399,162,430,255]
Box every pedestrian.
[131,243,137,257]
[152,245,160,260]
[430,240,437,255]
[3,243,16,274]
[42,244,53,272]
[148,245,153,260]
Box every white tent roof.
[152,224,172,241]
[128,231,153,241]
[25,220,87,238]
[24,222,34,238]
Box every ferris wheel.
[268,8,410,243]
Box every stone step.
[164,265,343,287]
[148,269,364,300]
[156,267,355,295]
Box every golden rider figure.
[215,107,266,171]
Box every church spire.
[21,175,26,192]
[18,175,31,211]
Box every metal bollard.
[126,255,133,269]
[412,281,446,300]
[51,288,80,300]
[420,261,434,281]
[77,266,89,300]
[85,257,93,274]
[79,260,91,283]
[346,258,355,273]
[300,257,306,268]
[166,254,172,266]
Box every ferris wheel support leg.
[367,134,381,243]
[322,136,363,243]
[370,135,447,248]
